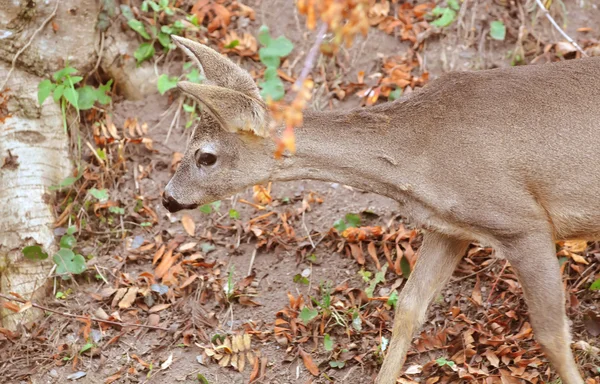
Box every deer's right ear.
[172,35,259,98]
[177,81,269,137]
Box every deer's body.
[164,36,596,384]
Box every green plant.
[38,66,112,131]
[22,226,87,279]
[590,277,600,291]
[429,0,460,28]
[333,213,361,232]
[257,25,294,101]
[122,0,196,64]
[490,20,506,41]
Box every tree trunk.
[0,0,98,330]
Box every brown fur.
[164,36,599,384]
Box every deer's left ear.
[172,35,259,98]
[177,81,270,137]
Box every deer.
[162,35,597,384]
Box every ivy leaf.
[258,25,293,68]
[257,25,271,46]
[229,209,240,219]
[329,361,345,369]
[185,68,204,83]
[387,290,399,308]
[128,19,150,39]
[23,245,49,261]
[157,74,178,95]
[89,188,109,202]
[53,249,87,279]
[490,20,506,41]
[299,307,318,324]
[38,79,56,105]
[199,204,212,214]
[259,67,284,101]
[60,234,77,249]
[134,42,155,63]
[431,7,456,28]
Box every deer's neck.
[271,103,413,199]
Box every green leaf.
[259,67,285,101]
[590,278,600,291]
[323,334,333,351]
[387,290,398,308]
[134,42,155,63]
[53,249,87,279]
[366,264,387,298]
[333,218,346,232]
[148,0,160,12]
[76,86,98,110]
[199,204,212,214]
[211,200,221,212]
[185,68,204,83]
[63,87,79,109]
[299,307,318,324]
[293,274,309,285]
[109,206,125,215]
[436,357,456,368]
[157,74,178,95]
[447,0,460,11]
[257,25,271,46]
[345,213,361,228]
[79,342,94,354]
[53,84,65,103]
[490,20,506,41]
[70,76,83,85]
[53,66,77,82]
[229,209,240,219]
[197,373,209,384]
[89,188,109,202]
[159,0,169,8]
[120,4,135,20]
[66,225,77,235]
[128,19,150,39]
[388,88,402,101]
[158,32,171,48]
[329,360,345,369]
[38,79,55,105]
[431,7,456,28]
[60,234,76,249]
[225,40,239,49]
[23,245,49,261]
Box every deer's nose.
[162,192,187,213]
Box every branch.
[534,0,587,57]
[0,0,60,91]
[0,293,170,331]
[293,22,328,91]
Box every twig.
[247,248,257,276]
[164,97,184,144]
[0,293,169,331]
[301,209,315,249]
[0,0,60,91]
[293,22,328,91]
[451,258,498,283]
[487,259,509,302]
[88,31,105,78]
[534,0,587,57]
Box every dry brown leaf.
[118,287,138,308]
[563,240,587,253]
[149,303,171,313]
[181,214,195,236]
[298,347,319,376]
[471,276,482,306]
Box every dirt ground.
[2,1,600,384]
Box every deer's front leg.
[376,232,469,384]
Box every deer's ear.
[177,81,269,137]
[172,35,259,98]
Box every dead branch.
[534,0,587,57]
[0,293,169,331]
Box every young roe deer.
[163,35,597,384]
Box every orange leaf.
[181,214,195,236]
[367,242,381,270]
[152,244,166,266]
[298,347,319,376]
[249,355,260,382]
[2,302,20,312]
[155,251,179,279]
[349,243,365,265]
[471,276,482,306]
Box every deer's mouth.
[162,194,199,213]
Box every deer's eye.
[196,151,217,167]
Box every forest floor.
[1,1,600,384]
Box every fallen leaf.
[118,287,138,308]
[161,353,173,370]
[298,347,319,376]
[181,214,195,236]
[149,303,171,313]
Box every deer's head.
[162,36,275,213]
